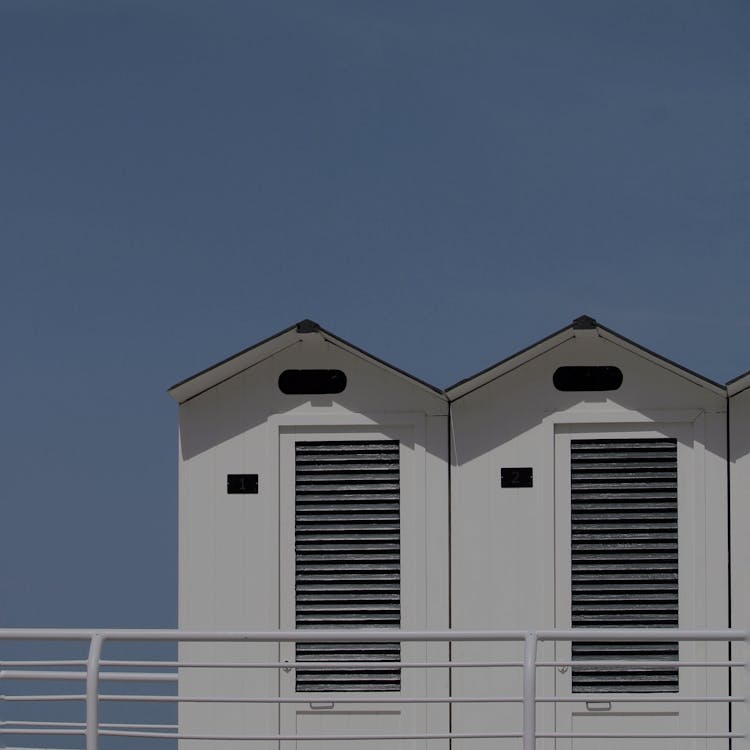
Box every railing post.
[86,633,104,750]
[523,631,538,750]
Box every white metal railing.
[0,627,746,748]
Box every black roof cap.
[572,314,597,330]
[296,319,320,333]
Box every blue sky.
[0,1,748,629]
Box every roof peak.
[572,314,597,330]
[296,319,320,333]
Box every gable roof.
[445,315,726,401]
[168,319,445,404]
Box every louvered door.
[570,437,678,693]
[294,439,401,692]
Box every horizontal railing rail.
[0,627,746,749]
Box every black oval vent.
[279,369,347,395]
[553,366,623,391]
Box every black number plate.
[500,467,533,488]
[227,474,259,494]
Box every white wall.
[450,331,728,749]
[178,335,449,749]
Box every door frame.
[552,417,713,749]
[274,418,435,749]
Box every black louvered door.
[570,437,678,693]
[294,440,401,692]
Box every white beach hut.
[169,319,450,748]
[446,315,729,749]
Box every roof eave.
[445,324,575,401]
[315,326,445,399]
[167,323,302,404]
[594,324,725,397]
[727,370,750,397]
[168,320,445,405]
[445,316,725,402]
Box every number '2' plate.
[500,467,533,488]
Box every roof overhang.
[168,319,445,404]
[446,315,726,402]
[727,370,750,397]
